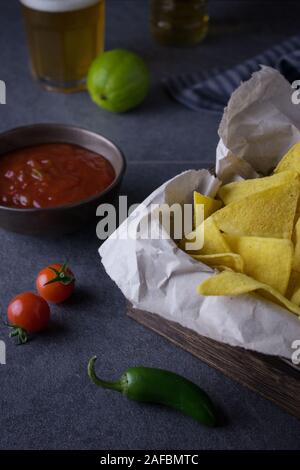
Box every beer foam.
[20,0,100,12]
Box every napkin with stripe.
[164,35,300,112]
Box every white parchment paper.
[100,66,300,359]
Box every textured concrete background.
[0,0,299,450]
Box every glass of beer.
[20,0,105,92]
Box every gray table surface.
[0,0,300,450]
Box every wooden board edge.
[127,304,300,420]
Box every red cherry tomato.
[7,292,50,343]
[36,263,75,304]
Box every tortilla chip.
[218,171,299,205]
[286,270,300,305]
[224,235,293,295]
[292,218,300,272]
[193,191,222,228]
[213,183,299,239]
[191,253,244,272]
[197,271,300,318]
[214,266,234,272]
[291,290,300,306]
[180,216,230,255]
[274,141,300,174]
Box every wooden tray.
[127,304,300,419]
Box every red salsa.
[0,143,116,208]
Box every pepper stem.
[88,356,124,393]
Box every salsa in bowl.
[0,124,126,235]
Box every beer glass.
[20,0,105,92]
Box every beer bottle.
[150,0,209,46]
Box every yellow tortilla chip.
[286,270,300,305]
[274,141,300,174]
[197,271,300,318]
[286,270,299,297]
[191,253,244,272]
[292,218,300,272]
[218,171,299,205]
[224,235,293,295]
[214,266,234,272]
[193,191,222,228]
[179,216,230,255]
[213,183,299,239]
[291,290,300,306]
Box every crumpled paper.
[100,66,300,359]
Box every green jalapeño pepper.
[88,356,216,426]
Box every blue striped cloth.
[164,35,300,112]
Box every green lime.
[87,49,150,113]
